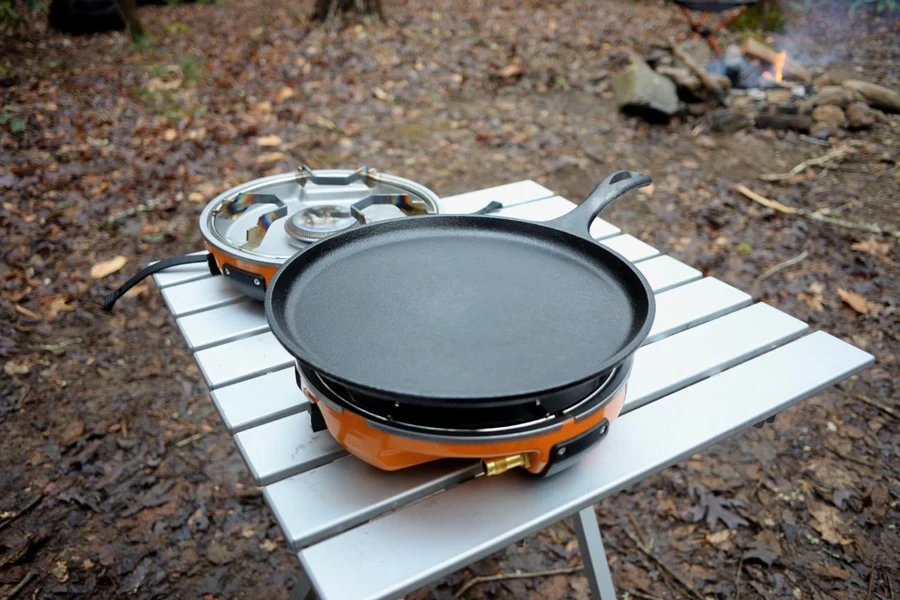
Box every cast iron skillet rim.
[265,212,655,408]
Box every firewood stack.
[611,37,899,140]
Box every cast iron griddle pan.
[266,170,655,407]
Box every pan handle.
[547,170,652,238]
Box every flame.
[773,50,787,83]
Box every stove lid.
[199,166,441,267]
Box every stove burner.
[285,204,359,243]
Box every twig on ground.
[624,529,704,600]
[799,134,831,147]
[2,571,36,600]
[452,565,584,599]
[733,557,744,600]
[855,394,900,420]
[625,590,667,600]
[735,185,799,214]
[175,432,206,448]
[755,250,809,284]
[867,564,876,600]
[885,565,895,600]
[0,493,44,534]
[735,185,900,239]
[760,146,855,181]
[825,445,880,468]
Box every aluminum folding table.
[153,179,872,600]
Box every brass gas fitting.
[482,453,531,476]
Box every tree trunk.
[118,0,147,42]
[312,0,385,22]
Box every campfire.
[612,37,900,139]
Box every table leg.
[573,506,617,600]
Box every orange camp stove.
[264,171,656,478]
[297,358,631,477]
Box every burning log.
[668,40,728,106]
[841,80,900,114]
[740,38,811,83]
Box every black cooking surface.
[267,214,652,405]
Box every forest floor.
[1,0,898,598]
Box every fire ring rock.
[812,105,847,127]
[612,61,679,119]
[845,102,877,130]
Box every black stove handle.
[102,253,219,311]
[538,418,611,478]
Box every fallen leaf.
[188,192,205,202]
[14,304,41,319]
[832,488,861,511]
[259,539,278,552]
[254,152,285,165]
[253,100,272,115]
[799,282,825,312]
[851,239,895,264]
[499,63,523,78]
[163,129,177,141]
[640,183,655,197]
[813,563,850,581]
[4,360,30,376]
[837,288,868,314]
[51,560,69,583]
[275,86,294,103]
[61,419,85,444]
[256,134,282,147]
[42,296,75,320]
[90,256,127,279]
[689,484,748,530]
[706,530,732,544]
[809,503,852,545]
[373,87,389,100]
[312,115,337,131]
[124,282,150,298]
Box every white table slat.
[235,413,345,485]
[600,234,658,263]
[648,277,751,344]
[211,367,306,434]
[177,299,266,352]
[152,251,211,288]
[262,300,802,544]
[161,276,244,318]
[299,332,873,600]
[265,460,484,550]
[194,331,293,389]
[625,303,806,413]
[637,255,702,292]
[496,196,621,240]
[439,180,554,214]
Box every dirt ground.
[1,0,898,598]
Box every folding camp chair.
[672,0,758,56]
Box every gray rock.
[676,39,714,71]
[612,61,679,118]
[845,102,877,129]
[644,48,673,69]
